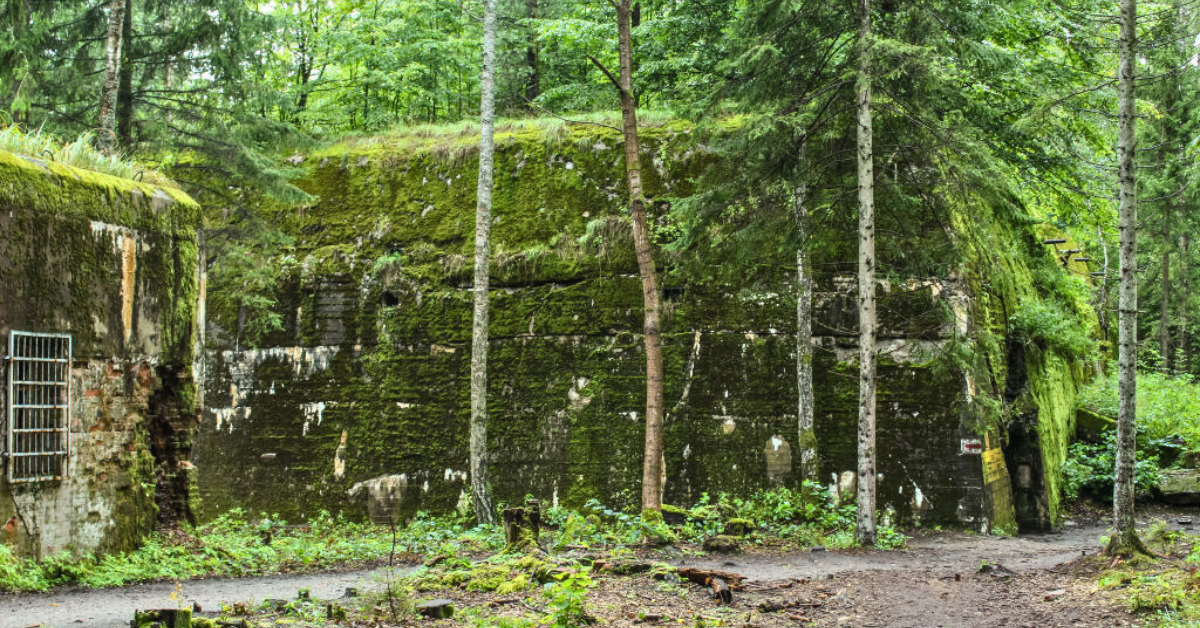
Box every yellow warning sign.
[982,448,1007,485]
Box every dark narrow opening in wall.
[1001,338,1051,531]
[147,367,196,527]
[662,285,685,300]
[1003,337,1027,402]
[1005,418,1051,532]
[381,291,400,307]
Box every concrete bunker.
[194,123,1091,534]
[0,150,202,558]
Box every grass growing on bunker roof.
[0,125,176,188]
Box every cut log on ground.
[676,567,745,589]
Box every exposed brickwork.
[0,150,201,559]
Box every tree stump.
[503,498,541,553]
[416,599,455,619]
[132,609,192,628]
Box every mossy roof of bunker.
[0,149,200,233]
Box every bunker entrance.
[146,367,196,526]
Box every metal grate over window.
[6,332,71,483]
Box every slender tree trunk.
[1160,181,1172,373]
[854,0,883,547]
[794,144,817,487]
[855,0,877,547]
[98,0,127,154]
[162,5,172,89]
[116,0,134,149]
[1109,0,1148,557]
[613,0,666,514]
[1173,0,1190,375]
[4,0,29,125]
[161,5,173,125]
[1181,234,1192,373]
[1098,225,1111,340]
[469,0,499,526]
[524,0,541,103]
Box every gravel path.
[0,567,408,628]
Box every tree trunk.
[1098,225,1111,340]
[1181,234,1192,374]
[162,5,173,89]
[1160,165,1172,373]
[4,0,29,125]
[855,0,877,547]
[524,0,541,103]
[614,0,666,513]
[116,0,134,149]
[161,5,173,125]
[1108,0,1148,557]
[794,145,817,487]
[469,0,499,526]
[98,0,127,155]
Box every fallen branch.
[759,599,824,613]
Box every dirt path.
[664,510,1200,628]
[4,509,1193,628]
[0,567,407,628]
[675,521,1103,582]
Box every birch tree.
[795,146,817,486]
[1109,0,1148,557]
[98,0,127,154]
[855,0,877,547]
[469,0,499,525]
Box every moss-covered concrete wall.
[195,122,1091,532]
[0,150,201,558]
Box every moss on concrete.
[195,121,1095,533]
[0,149,201,559]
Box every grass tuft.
[0,126,176,188]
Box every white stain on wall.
[301,401,331,436]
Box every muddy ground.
[6,507,1197,628]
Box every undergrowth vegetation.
[0,486,905,593]
[1067,367,1200,502]
[1062,433,1163,502]
[0,509,495,592]
[1097,523,1200,627]
[1079,370,1200,452]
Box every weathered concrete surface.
[1160,470,1200,506]
[195,122,1094,533]
[0,150,202,559]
